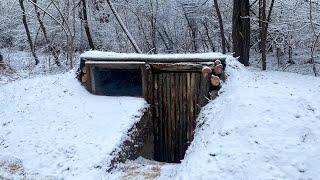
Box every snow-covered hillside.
[1,57,320,179]
[0,72,147,179]
[164,58,320,179]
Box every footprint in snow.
[219,131,230,136]
[301,133,309,143]
[307,105,315,113]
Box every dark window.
[92,67,143,96]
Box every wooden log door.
[152,71,201,163]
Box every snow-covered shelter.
[79,51,227,163]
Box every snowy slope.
[165,57,320,180]
[0,72,147,179]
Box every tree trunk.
[68,36,75,69]
[203,21,215,52]
[81,0,95,50]
[19,0,39,65]
[260,0,267,70]
[259,0,275,70]
[213,0,226,54]
[106,0,142,53]
[149,0,158,53]
[232,0,250,66]
[182,5,198,52]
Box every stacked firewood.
[77,59,88,84]
[201,59,226,100]
[77,60,85,83]
[81,66,88,83]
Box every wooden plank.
[173,73,177,162]
[179,73,184,160]
[175,73,181,162]
[194,73,199,115]
[182,73,188,155]
[158,73,164,162]
[195,73,201,123]
[166,73,170,162]
[170,73,176,162]
[142,66,148,101]
[165,73,171,162]
[163,73,169,162]
[175,73,180,162]
[186,73,191,146]
[190,73,195,142]
[150,64,203,72]
[168,73,172,162]
[85,62,144,69]
[153,72,160,161]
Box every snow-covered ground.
[168,58,320,180]
[0,72,147,179]
[1,55,320,179]
[250,49,320,76]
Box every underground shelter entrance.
[79,51,227,163]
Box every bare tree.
[203,20,215,52]
[81,0,95,50]
[259,0,275,70]
[28,0,77,69]
[181,3,201,52]
[106,0,142,53]
[148,0,159,53]
[213,0,226,54]
[308,0,319,76]
[32,0,60,66]
[19,0,39,65]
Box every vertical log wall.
[149,70,201,163]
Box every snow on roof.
[80,51,227,62]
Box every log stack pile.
[201,59,226,100]
[78,59,89,85]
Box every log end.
[202,66,212,78]
[81,74,88,83]
[213,64,223,75]
[82,66,87,74]
[210,90,219,100]
[214,59,222,66]
[210,75,220,86]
